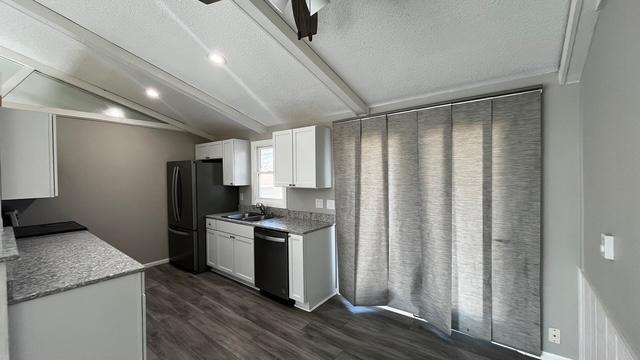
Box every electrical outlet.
[315,199,324,208]
[326,199,335,210]
[549,328,561,344]
[239,192,244,201]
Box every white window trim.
[251,139,287,208]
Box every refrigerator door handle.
[168,228,190,237]
[172,166,178,223]
[176,166,182,222]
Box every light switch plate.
[326,199,335,210]
[601,233,615,260]
[315,199,324,208]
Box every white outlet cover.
[326,199,335,210]
[601,234,615,260]
[315,199,324,208]
[549,328,561,344]
[239,192,244,201]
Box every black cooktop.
[13,221,87,239]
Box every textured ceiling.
[1,0,571,136]
[279,0,571,107]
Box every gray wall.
[580,0,640,354]
[3,116,204,264]
[542,83,581,358]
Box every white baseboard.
[143,258,169,268]
[541,351,573,360]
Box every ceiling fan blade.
[268,0,289,12]
[306,0,329,15]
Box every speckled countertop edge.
[7,230,145,305]
[207,212,334,235]
[0,227,20,263]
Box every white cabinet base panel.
[580,270,637,360]
[8,273,145,360]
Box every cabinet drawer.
[206,218,216,230]
[216,220,254,239]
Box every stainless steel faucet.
[255,202,267,215]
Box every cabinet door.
[288,234,305,303]
[209,142,223,159]
[0,109,57,200]
[273,130,293,187]
[195,144,208,160]
[206,230,217,268]
[222,140,234,185]
[293,127,316,188]
[216,232,234,274]
[233,236,254,284]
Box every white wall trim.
[0,46,215,140]
[1,101,182,132]
[143,258,169,268]
[232,0,368,116]
[541,351,574,360]
[2,0,267,135]
[250,139,287,208]
[0,66,33,98]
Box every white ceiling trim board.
[367,68,558,115]
[3,101,182,132]
[558,0,602,85]
[0,67,33,98]
[232,0,368,115]
[0,46,215,140]
[1,0,267,134]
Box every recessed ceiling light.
[145,88,160,99]
[208,53,226,65]
[104,107,125,118]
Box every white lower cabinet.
[288,234,305,303]
[206,230,217,268]
[233,236,254,283]
[206,220,254,285]
[287,226,337,312]
[216,232,235,275]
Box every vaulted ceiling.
[0,0,571,139]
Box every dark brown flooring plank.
[146,264,533,360]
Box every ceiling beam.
[1,0,268,134]
[558,0,601,85]
[0,67,33,97]
[0,46,215,140]
[232,0,369,115]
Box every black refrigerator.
[167,160,238,273]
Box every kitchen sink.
[223,212,274,222]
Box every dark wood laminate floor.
[145,264,533,360]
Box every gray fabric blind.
[387,112,422,313]
[451,100,493,340]
[333,91,542,355]
[417,106,453,335]
[491,92,542,354]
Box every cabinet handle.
[230,235,235,239]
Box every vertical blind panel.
[332,120,361,304]
[451,100,493,340]
[491,92,542,355]
[417,106,453,334]
[387,112,422,314]
[356,116,389,305]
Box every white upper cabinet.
[273,126,332,189]
[222,139,250,186]
[195,141,222,160]
[273,130,293,187]
[0,108,58,200]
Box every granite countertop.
[0,227,19,263]
[208,212,334,235]
[7,230,144,305]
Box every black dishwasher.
[254,227,291,302]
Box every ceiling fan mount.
[198,0,329,41]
